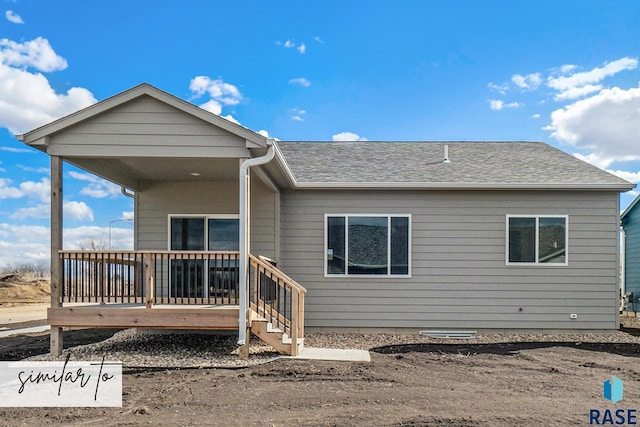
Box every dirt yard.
[0,324,639,426]
[1,276,639,426]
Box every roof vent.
[442,144,450,164]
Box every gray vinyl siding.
[137,181,239,251]
[280,190,620,330]
[136,178,276,296]
[136,178,276,258]
[249,175,277,259]
[624,206,640,301]
[47,95,249,158]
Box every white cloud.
[10,200,93,221]
[312,36,324,44]
[64,201,93,221]
[19,177,50,202]
[489,100,523,110]
[546,85,640,161]
[532,113,541,119]
[221,114,240,125]
[189,76,242,122]
[560,64,578,74]
[0,37,96,134]
[0,178,22,199]
[511,73,542,90]
[121,211,134,220]
[487,82,508,95]
[198,99,222,115]
[0,37,67,72]
[0,177,50,202]
[289,77,311,87]
[548,57,637,91]
[573,152,616,169]
[547,57,637,101]
[606,169,640,184]
[280,39,306,54]
[189,76,241,106]
[68,171,121,198]
[10,203,49,219]
[0,146,33,153]
[17,164,49,174]
[0,223,134,267]
[553,84,602,101]
[291,108,306,122]
[332,131,368,142]
[257,130,270,138]
[0,223,49,267]
[5,10,23,24]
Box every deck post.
[50,155,63,356]
[144,255,154,309]
[291,290,299,356]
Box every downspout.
[238,139,275,345]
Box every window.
[507,215,568,265]
[168,215,239,298]
[325,214,410,276]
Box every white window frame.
[505,214,569,266]
[324,213,412,278]
[167,214,240,299]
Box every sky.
[0,1,639,267]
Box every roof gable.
[622,193,640,220]
[18,83,267,149]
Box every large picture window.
[325,214,410,277]
[507,215,568,265]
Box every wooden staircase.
[248,254,306,356]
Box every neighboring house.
[17,83,634,356]
[621,194,640,310]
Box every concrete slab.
[286,347,371,362]
[0,325,50,338]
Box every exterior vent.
[442,144,450,164]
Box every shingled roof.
[275,141,633,190]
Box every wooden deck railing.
[249,254,306,348]
[59,251,240,305]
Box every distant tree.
[1,262,50,279]
[77,239,107,250]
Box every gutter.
[287,181,636,191]
[238,140,275,346]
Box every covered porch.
[17,84,305,357]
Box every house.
[17,83,634,357]
[621,194,640,311]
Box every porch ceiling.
[68,157,240,190]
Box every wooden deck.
[49,250,307,356]
[48,304,239,330]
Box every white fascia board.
[272,142,299,188]
[622,193,640,220]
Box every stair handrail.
[249,254,307,295]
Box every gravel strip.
[27,316,640,368]
[28,329,280,368]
